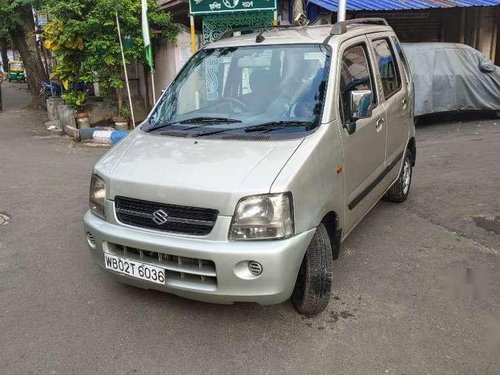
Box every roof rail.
[216,25,297,41]
[343,18,389,27]
[323,17,389,43]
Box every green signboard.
[189,0,276,15]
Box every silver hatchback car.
[84,18,416,316]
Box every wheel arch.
[408,137,416,166]
[320,211,342,260]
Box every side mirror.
[345,90,373,135]
[479,60,495,73]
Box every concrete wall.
[150,25,200,105]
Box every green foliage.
[43,0,178,109]
[0,0,21,29]
[61,90,88,111]
[119,105,131,119]
[0,0,38,30]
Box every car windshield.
[145,44,330,137]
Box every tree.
[0,29,9,70]
[44,0,177,113]
[0,0,49,106]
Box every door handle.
[376,118,384,132]
[402,97,408,108]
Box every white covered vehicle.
[402,43,500,116]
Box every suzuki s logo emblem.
[152,209,169,225]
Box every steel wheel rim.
[402,159,411,194]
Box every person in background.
[0,62,3,112]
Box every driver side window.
[339,44,376,125]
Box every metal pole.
[116,12,136,128]
[150,71,156,104]
[337,0,346,22]
[190,14,196,54]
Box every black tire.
[39,93,49,109]
[384,151,412,203]
[292,223,333,317]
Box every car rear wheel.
[292,223,333,317]
[384,151,412,203]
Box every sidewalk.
[0,82,126,145]
[0,82,50,136]
[1,81,34,112]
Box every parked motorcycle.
[38,81,62,109]
[38,81,88,109]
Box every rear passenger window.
[392,37,410,84]
[372,38,401,99]
[339,44,376,124]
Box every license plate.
[104,253,165,285]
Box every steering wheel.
[217,97,250,113]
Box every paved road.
[0,83,499,374]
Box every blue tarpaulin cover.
[308,0,500,12]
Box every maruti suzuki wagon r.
[84,18,416,316]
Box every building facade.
[145,0,500,109]
[306,1,500,64]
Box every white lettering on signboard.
[242,1,253,7]
[209,2,222,10]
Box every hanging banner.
[189,0,276,15]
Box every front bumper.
[83,211,315,305]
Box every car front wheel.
[292,223,333,317]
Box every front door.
[337,37,387,234]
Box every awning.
[308,0,500,12]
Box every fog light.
[248,261,263,276]
[86,232,96,249]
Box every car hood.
[95,130,304,216]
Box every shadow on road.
[416,110,499,127]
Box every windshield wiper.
[178,116,241,124]
[243,121,312,133]
[146,116,241,133]
[194,120,313,138]
[145,121,175,133]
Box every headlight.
[229,193,294,240]
[89,174,106,219]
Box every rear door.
[368,34,410,169]
[337,37,387,233]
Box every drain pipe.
[337,0,346,22]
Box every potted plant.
[62,90,90,129]
[113,105,130,131]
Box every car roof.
[208,22,393,48]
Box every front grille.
[109,243,217,289]
[115,196,218,236]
